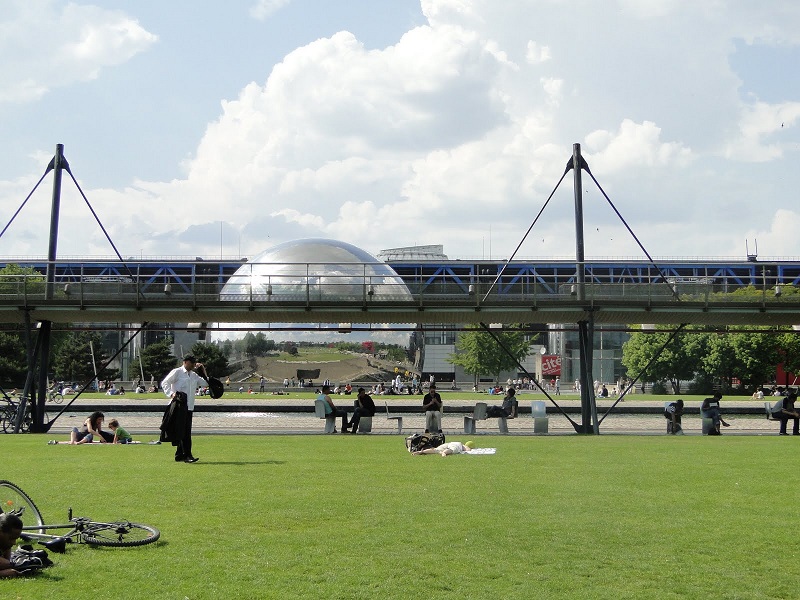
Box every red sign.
[542,355,561,376]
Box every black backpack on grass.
[405,432,445,453]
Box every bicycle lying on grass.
[0,480,160,552]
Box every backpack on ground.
[405,432,445,453]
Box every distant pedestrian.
[259,376,265,392]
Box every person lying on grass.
[412,440,475,457]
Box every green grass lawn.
[2,435,793,599]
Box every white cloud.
[0,0,157,104]
[585,120,693,172]
[525,41,551,65]
[249,0,293,21]
[723,101,800,162]
[4,0,800,264]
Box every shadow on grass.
[189,460,287,466]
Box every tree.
[448,325,530,383]
[702,327,781,392]
[0,263,45,297]
[188,342,230,378]
[52,332,116,383]
[621,326,706,393]
[0,330,28,387]
[385,346,407,363]
[242,332,275,357]
[776,329,800,386]
[135,338,177,383]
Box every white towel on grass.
[465,448,496,455]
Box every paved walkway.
[41,396,785,438]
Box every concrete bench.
[531,401,548,434]
[699,407,715,435]
[357,416,372,433]
[425,409,442,433]
[313,399,336,433]
[490,399,519,433]
[663,402,683,434]
[764,401,781,422]
[464,402,487,434]
[384,402,403,433]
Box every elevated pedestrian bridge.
[0,258,799,326]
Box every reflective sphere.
[221,238,412,301]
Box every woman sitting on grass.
[68,411,113,444]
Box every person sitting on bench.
[770,391,800,436]
[663,399,684,434]
[422,384,443,433]
[486,387,518,418]
[319,385,350,433]
[701,392,730,435]
[347,387,376,434]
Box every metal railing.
[0,260,793,306]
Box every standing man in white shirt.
[161,354,209,463]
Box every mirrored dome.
[220,238,412,302]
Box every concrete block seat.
[464,402,487,434]
[497,399,519,433]
[531,400,548,434]
[314,398,336,433]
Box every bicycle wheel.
[81,521,160,547]
[0,407,12,433]
[0,480,45,533]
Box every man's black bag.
[208,376,224,399]
[405,432,445,453]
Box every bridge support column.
[31,144,66,433]
[572,143,599,434]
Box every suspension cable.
[585,170,679,299]
[597,323,687,423]
[65,169,145,298]
[0,169,50,242]
[479,322,579,428]
[482,169,570,302]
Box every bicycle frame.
[21,510,91,544]
[2,480,160,550]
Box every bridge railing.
[0,260,792,309]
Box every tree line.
[622,325,800,394]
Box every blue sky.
[2,0,800,263]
